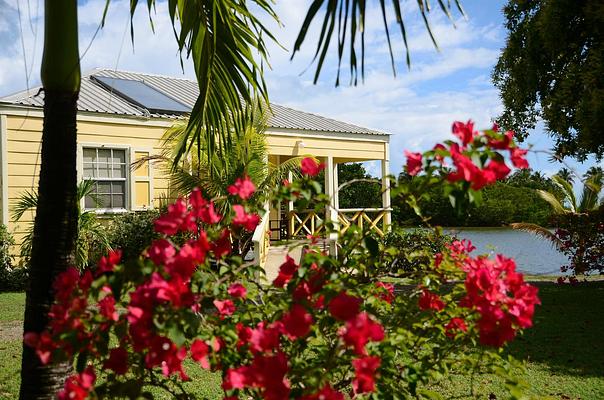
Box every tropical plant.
[511,172,604,249]
[557,167,575,184]
[12,180,111,270]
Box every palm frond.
[536,189,568,214]
[291,0,464,85]
[579,173,603,212]
[551,174,577,212]
[11,190,38,222]
[510,222,564,250]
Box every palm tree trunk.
[19,1,80,398]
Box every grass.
[0,281,603,399]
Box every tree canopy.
[493,0,604,161]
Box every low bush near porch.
[24,122,543,399]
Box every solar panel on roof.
[91,75,191,114]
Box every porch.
[253,129,391,269]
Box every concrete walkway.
[262,242,305,284]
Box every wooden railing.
[338,208,391,237]
[288,210,325,238]
[252,203,271,268]
[287,208,391,238]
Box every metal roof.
[1,68,388,136]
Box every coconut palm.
[12,180,111,269]
[557,167,574,184]
[511,172,604,247]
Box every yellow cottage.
[0,69,390,267]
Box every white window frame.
[77,143,131,214]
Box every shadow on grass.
[506,281,604,378]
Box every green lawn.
[1,282,603,399]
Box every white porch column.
[333,161,339,211]
[381,142,392,229]
[287,170,294,237]
[324,156,338,254]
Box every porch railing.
[287,208,391,238]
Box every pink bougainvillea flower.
[103,347,129,375]
[228,175,256,200]
[418,289,445,312]
[404,150,423,176]
[222,365,254,390]
[190,339,210,369]
[484,159,511,181]
[97,249,122,274]
[228,283,247,299]
[301,157,325,176]
[53,267,81,303]
[445,317,468,338]
[281,303,314,339]
[452,120,477,146]
[300,385,345,400]
[58,367,96,400]
[23,331,56,365]
[232,204,261,231]
[213,299,236,317]
[510,147,529,169]
[328,292,362,321]
[352,355,381,394]
[375,282,395,304]
[273,255,299,287]
[339,312,385,355]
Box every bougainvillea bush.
[24,121,540,399]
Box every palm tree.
[24,0,462,396]
[557,167,574,184]
[12,180,111,269]
[511,173,603,247]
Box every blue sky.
[0,0,598,179]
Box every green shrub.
[106,210,161,262]
[382,228,453,273]
[0,225,27,292]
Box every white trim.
[381,141,392,227]
[78,142,132,212]
[266,128,389,143]
[0,115,7,225]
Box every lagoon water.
[445,228,569,275]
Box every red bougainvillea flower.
[460,254,540,347]
[273,255,299,287]
[228,283,247,299]
[103,347,129,375]
[448,239,476,255]
[154,198,196,235]
[488,130,514,150]
[339,312,385,355]
[375,282,395,304]
[510,148,529,169]
[222,365,254,390]
[190,339,210,369]
[249,321,282,354]
[484,160,511,181]
[232,204,261,231]
[53,267,81,303]
[223,353,291,399]
[281,303,314,339]
[301,157,325,176]
[97,249,122,274]
[214,299,236,317]
[352,356,381,394]
[452,120,477,146]
[58,367,96,400]
[227,175,256,200]
[144,336,188,380]
[23,331,56,365]
[328,292,362,321]
[418,289,445,312]
[211,229,232,259]
[445,317,468,338]
[300,385,345,400]
[98,295,119,322]
[404,150,423,176]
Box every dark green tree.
[493,0,604,160]
[337,163,382,209]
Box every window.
[82,147,128,210]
